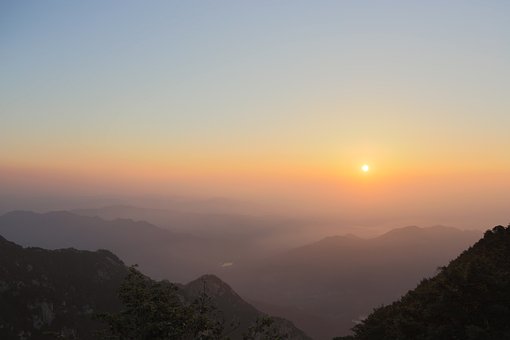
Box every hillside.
[224,226,481,339]
[337,225,510,339]
[0,235,309,339]
[182,275,310,339]
[0,210,483,339]
[0,235,127,339]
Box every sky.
[1,1,510,227]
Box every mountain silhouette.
[0,211,483,339]
[0,234,308,339]
[0,210,237,282]
[336,225,510,339]
[224,226,481,339]
[0,234,127,339]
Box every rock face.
[0,234,310,339]
[0,235,128,339]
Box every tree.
[242,316,289,340]
[98,266,286,340]
[336,225,510,339]
[97,266,225,340]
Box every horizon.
[2,1,510,231]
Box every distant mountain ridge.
[0,210,232,283]
[71,204,324,251]
[224,225,482,339]
[0,210,483,339]
[72,204,285,239]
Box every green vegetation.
[243,316,289,340]
[335,225,510,340]
[0,233,307,339]
[99,266,289,340]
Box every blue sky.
[1,1,510,220]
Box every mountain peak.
[185,274,239,298]
[377,225,470,240]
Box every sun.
[361,164,370,172]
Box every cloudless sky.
[1,1,510,226]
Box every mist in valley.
[0,193,491,339]
[2,1,510,339]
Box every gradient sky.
[1,1,510,226]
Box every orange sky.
[2,1,510,229]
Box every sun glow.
[361,164,370,173]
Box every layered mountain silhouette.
[182,275,310,339]
[72,205,272,238]
[0,234,308,339]
[0,210,483,339]
[224,226,481,339]
[336,225,510,339]
[72,204,318,253]
[0,210,235,282]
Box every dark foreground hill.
[0,235,309,339]
[0,235,127,339]
[0,211,481,339]
[336,225,510,339]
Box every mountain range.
[0,210,482,339]
[0,234,309,339]
[0,210,225,283]
[223,226,481,339]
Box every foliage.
[98,266,287,340]
[98,266,225,339]
[243,315,289,340]
[337,225,510,340]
